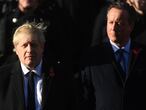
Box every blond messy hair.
[13,22,46,46]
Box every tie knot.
[116,49,125,56]
[117,48,124,53]
[27,71,35,81]
[115,48,127,74]
[28,70,35,75]
[115,49,125,62]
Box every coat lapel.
[128,45,142,75]
[11,62,25,110]
[106,43,124,77]
[41,61,55,110]
[11,60,56,110]
[104,42,126,82]
[103,41,143,85]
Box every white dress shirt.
[110,39,131,76]
[21,61,43,110]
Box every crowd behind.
[0,0,146,67]
[0,0,146,110]
[0,0,112,67]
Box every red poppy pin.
[48,67,55,78]
[132,47,141,57]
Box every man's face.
[106,8,133,45]
[15,33,44,69]
[18,0,38,10]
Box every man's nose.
[112,23,120,32]
[27,44,32,52]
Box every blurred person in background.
[127,0,146,45]
[0,0,73,67]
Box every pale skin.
[106,7,134,47]
[126,0,146,15]
[18,0,39,12]
[14,33,44,69]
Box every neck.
[115,39,130,48]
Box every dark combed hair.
[107,1,137,25]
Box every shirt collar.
[110,39,131,53]
[21,60,42,77]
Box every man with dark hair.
[80,1,146,110]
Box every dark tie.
[27,71,35,110]
[116,49,126,73]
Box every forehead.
[130,0,145,2]
[18,0,38,2]
[17,32,39,42]
[107,7,129,19]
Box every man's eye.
[108,21,113,24]
[31,43,37,47]
[22,44,27,47]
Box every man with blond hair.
[0,22,74,110]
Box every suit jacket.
[0,58,74,110]
[80,41,146,110]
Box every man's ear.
[13,48,18,55]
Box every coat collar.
[11,61,26,110]
[128,43,142,74]
[103,41,143,84]
[10,60,56,110]
[40,58,56,110]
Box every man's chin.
[26,63,35,69]
[25,60,34,65]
